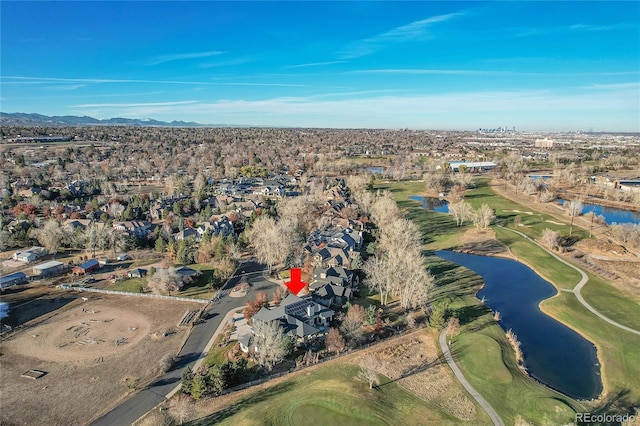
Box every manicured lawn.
[107,277,145,293]
[180,264,217,300]
[193,363,488,425]
[379,179,640,424]
[493,227,581,290]
[204,334,235,367]
[579,273,640,331]
[541,292,640,405]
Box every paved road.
[90,258,280,426]
[439,330,504,426]
[498,226,640,336]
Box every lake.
[435,250,601,400]
[409,196,449,213]
[557,199,640,225]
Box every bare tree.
[325,327,346,354]
[541,228,560,251]
[34,219,67,254]
[566,200,584,236]
[251,319,286,371]
[537,188,556,203]
[159,353,176,374]
[340,304,366,342]
[501,153,527,192]
[449,201,472,227]
[147,268,183,295]
[248,216,291,274]
[472,204,495,230]
[167,393,194,425]
[370,192,400,228]
[357,353,380,389]
[446,316,460,338]
[82,223,108,258]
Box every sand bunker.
[10,302,151,362]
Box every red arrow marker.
[284,268,307,295]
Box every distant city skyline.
[1,1,639,131]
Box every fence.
[57,285,209,304]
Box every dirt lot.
[0,294,203,426]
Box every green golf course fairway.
[197,363,488,425]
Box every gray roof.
[252,294,334,338]
[33,260,64,271]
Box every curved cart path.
[439,329,504,426]
[497,226,640,336]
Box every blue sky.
[1,1,639,131]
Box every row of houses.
[241,184,365,353]
[172,215,235,241]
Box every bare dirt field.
[0,294,203,426]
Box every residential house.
[247,293,335,352]
[314,283,352,307]
[63,218,96,231]
[128,268,148,278]
[13,246,48,263]
[113,220,154,237]
[171,266,201,283]
[312,266,357,288]
[313,246,350,268]
[172,227,198,241]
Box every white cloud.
[145,51,225,66]
[516,22,633,37]
[68,87,639,131]
[285,60,348,69]
[73,101,198,108]
[339,11,467,59]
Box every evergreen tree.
[190,373,207,399]
[181,367,194,394]
[155,237,167,254]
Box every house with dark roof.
[247,294,334,352]
[172,227,198,241]
[171,266,201,283]
[128,268,148,278]
[113,220,154,237]
[314,283,353,308]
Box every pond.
[435,250,601,400]
[557,199,640,225]
[409,196,449,213]
[369,166,384,175]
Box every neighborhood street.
[90,258,280,426]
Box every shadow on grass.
[188,381,295,425]
[580,389,639,426]
[377,342,470,388]
[454,305,493,329]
